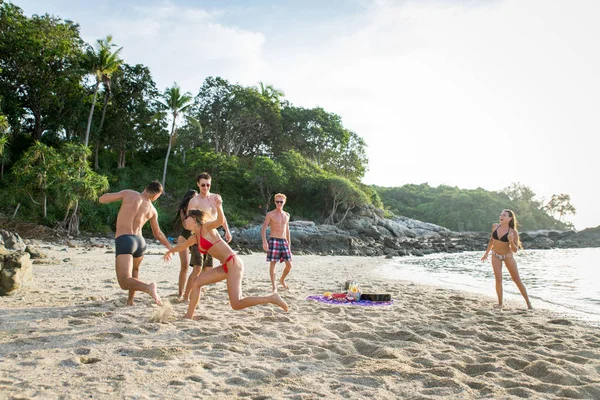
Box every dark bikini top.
[492,226,510,242]
[197,230,223,254]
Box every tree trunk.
[335,205,355,226]
[12,203,20,218]
[162,116,177,190]
[68,200,80,235]
[118,150,126,168]
[84,82,100,148]
[182,148,186,164]
[33,109,43,141]
[94,91,110,170]
[94,141,100,170]
[42,193,47,219]
[1,162,4,180]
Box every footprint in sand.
[79,356,101,365]
[95,332,124,340]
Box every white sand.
[1,240,599,399]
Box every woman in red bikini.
[481,209,532,310]
[164,195,289,319]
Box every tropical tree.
[158,83,195,190]
[257,81,284,106]
[12,142,61,219]
[246,156,288,214]
[56,143,109,234]
[0,3,84,140]
[102,63,161,169]
[545,194,576,222]
[82,35,123,148]
[325,175,369,225]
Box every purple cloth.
[306,295,393,307]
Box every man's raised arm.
[99,190,126,204]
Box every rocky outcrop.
[0,229,26,251]
[232,205,600,257]
[1,251,33,295]
[0,231,34,295]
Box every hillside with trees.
[374,183,575,232]
[0,2,574,237]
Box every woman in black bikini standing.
[164,195,289,319]
[481,209,533,309]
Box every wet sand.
[1,239,599,399]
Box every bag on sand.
[360,293,392,302]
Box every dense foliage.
[0,2,574,236]
[374,183,574,232]
[0,2,373,235]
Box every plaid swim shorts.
[267,237,292,262]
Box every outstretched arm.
[99,190,127,204]
[164,235,196,261]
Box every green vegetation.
[374,182,575,232]
[0,2,372,235]
[0,3,574,235]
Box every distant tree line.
[374,182,576,232]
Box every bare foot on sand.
[279,279,289,291]
[493,303,503,310]
[148,282,162,306]
[527,302,533,310]
[183,312,196,320]
[127,299,135,306]
[272,292,289,312]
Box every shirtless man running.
[99,181,173,305]
[183,172,232,299]
[261,193,293,291]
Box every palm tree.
[258,81,284,105]
[83,35,123,148]
[158,83,195,190]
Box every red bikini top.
[197,231,222,254]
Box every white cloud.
[77,2,266,94]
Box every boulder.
[25,245,47,259]
[0,229,26,251]
[0,251,33,295]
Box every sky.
[13,0,599,229]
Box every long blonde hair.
[503,209,523,249]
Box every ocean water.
[380,248,600,326]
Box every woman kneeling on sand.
[164,195,288,319]
[481,209,533,310]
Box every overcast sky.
[14,0,599,229]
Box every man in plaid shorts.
[261,193,293,291]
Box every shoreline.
[1,241,600,398]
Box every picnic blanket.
[306,295,394,307]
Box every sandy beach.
[1,239,599,399]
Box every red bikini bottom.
[222,254,236,273]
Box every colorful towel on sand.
[306,295,394,307]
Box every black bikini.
[492,226,510,242]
